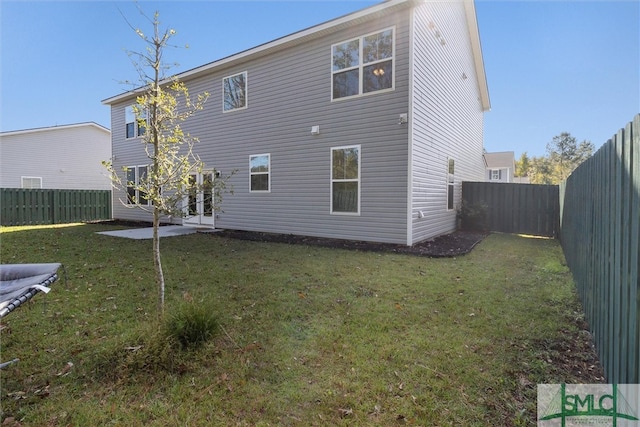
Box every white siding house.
[103,0,490,245]
[0,123,111,190]
[484,151,516,183]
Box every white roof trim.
[463,0,490,111]
[0,122,110,137]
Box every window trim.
[21,176,42,189]
[125,106,135,139]
[222,71,248,113]
[249,153,270,193]
[125,105,147,139]
[331,27,395,101]
[490,169,502,180]
[330,145,361,215]
[125,165,151,205]
[447,158,455,211]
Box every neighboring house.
[0,123,111,190]
[484,151,516,183]
[103,0,490,245]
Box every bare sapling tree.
[104,10,233,317]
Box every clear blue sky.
[1,1,638,158]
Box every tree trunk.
[151,36,164,318]
[153,206,165,318]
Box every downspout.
[406,4,416,246]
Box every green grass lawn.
[0,223,602,426]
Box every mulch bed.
[100,220,486,257]
[215,229,488,257]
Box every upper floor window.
[490,169,502,180]
[250,154,270,192]
[331,145,360,214]
[332,28,394,100]
[223,71,247,112]
[125,106,146,139]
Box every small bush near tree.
[163,300,220,349]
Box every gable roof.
[102,0,490,110]
[484,151,516,169]
[0,122,110,138]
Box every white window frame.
[249,153,270,193]
[490,169,500,180]
[125,105,147,139]
[125,165,150,205]
[331,27,395,101]
[21,176,42,189]
[222,71,248,112]
[330,145,361,215]
[447,158,455,211]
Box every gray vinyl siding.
[409,1,486,244]
[111,7,412,243]
[0,124,111,190]
[109,107,158,223]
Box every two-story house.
[103,0,490,245]
[0,122,111,190]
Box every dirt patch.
[494,319,606,426]
[215,229,488,257]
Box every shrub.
[164,301,220,349]
[84,301,220,383]
[84,321,175,381]
[457,200,489,231]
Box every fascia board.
[0,122,110,137]
[463,0,491,111]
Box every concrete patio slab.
[97,225,203,240]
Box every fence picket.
[631,114,640,383]
[618,123,633,384]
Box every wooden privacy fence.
[559,114,640,384]
[0,188,112,226]
[461,181,559,237]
